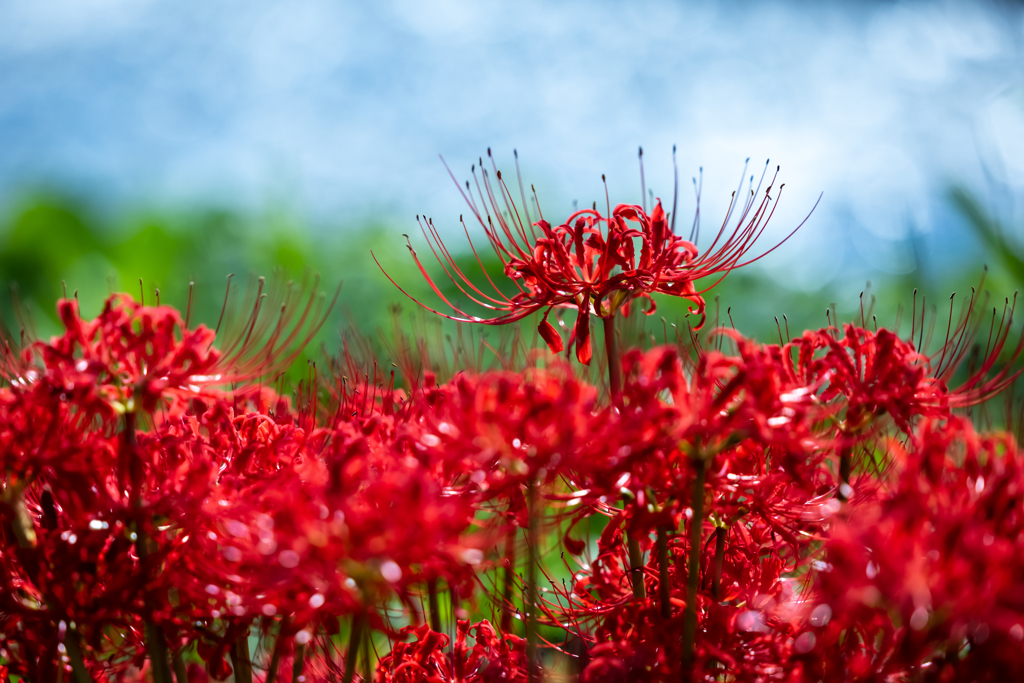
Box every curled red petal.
[564,533,586,556]
[638,292,657,316]
[538,311,564,353]
[574,299,592,365]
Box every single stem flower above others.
[375,148,819,364]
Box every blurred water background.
[1,0,1023,355]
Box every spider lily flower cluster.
[2,158,1024,683]
[375,149,815,366]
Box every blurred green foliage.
[950,187,1024,288]
[0,191,430,346]
[0,186,1017,381]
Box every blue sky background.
[1,0,1023,294]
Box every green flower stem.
[712,526,726,601]
[501,525,517,633]
[657,525,671,618]
[427,578,442,632]
[681,457,706,677]
[526,477,540,683]
[627,532,647,600]
[124,411,174,683]
[606,312,648,605]
[838,446,852,501]
[172,649,189,683]
[230,631,253,683]
[602,314,622,403]
[450,583,461,654]
[293,641,306,683]
[65,630,95,683]
[143,621,173,683]
[342,614,364,683]
[262,621,285,683]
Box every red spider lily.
[403,364,603,675]
[0,299,256,679]
[808,287,1024,430]
[818,417,1024,680]
[806,325,940,432]
[546,493,817,682]
[375,152,817,364]
[0,292,345,681]
[578,341,831,505]
[916,287,1024,408]
[780,313,1024,496]
[44,295,223,415]
[4,289,334,420]
[170,395,486,679]
[531,342,835,682]
[375,620,527,682]
[409,363,601,502]
[8,239,1024,682]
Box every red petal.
[639,292,657,316]
[57,299,83,341]
[538,313,564,353]
[650,199,665,225]
[564,533,586,555]
[574,301,592,365]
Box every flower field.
[1,155,1023,683]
